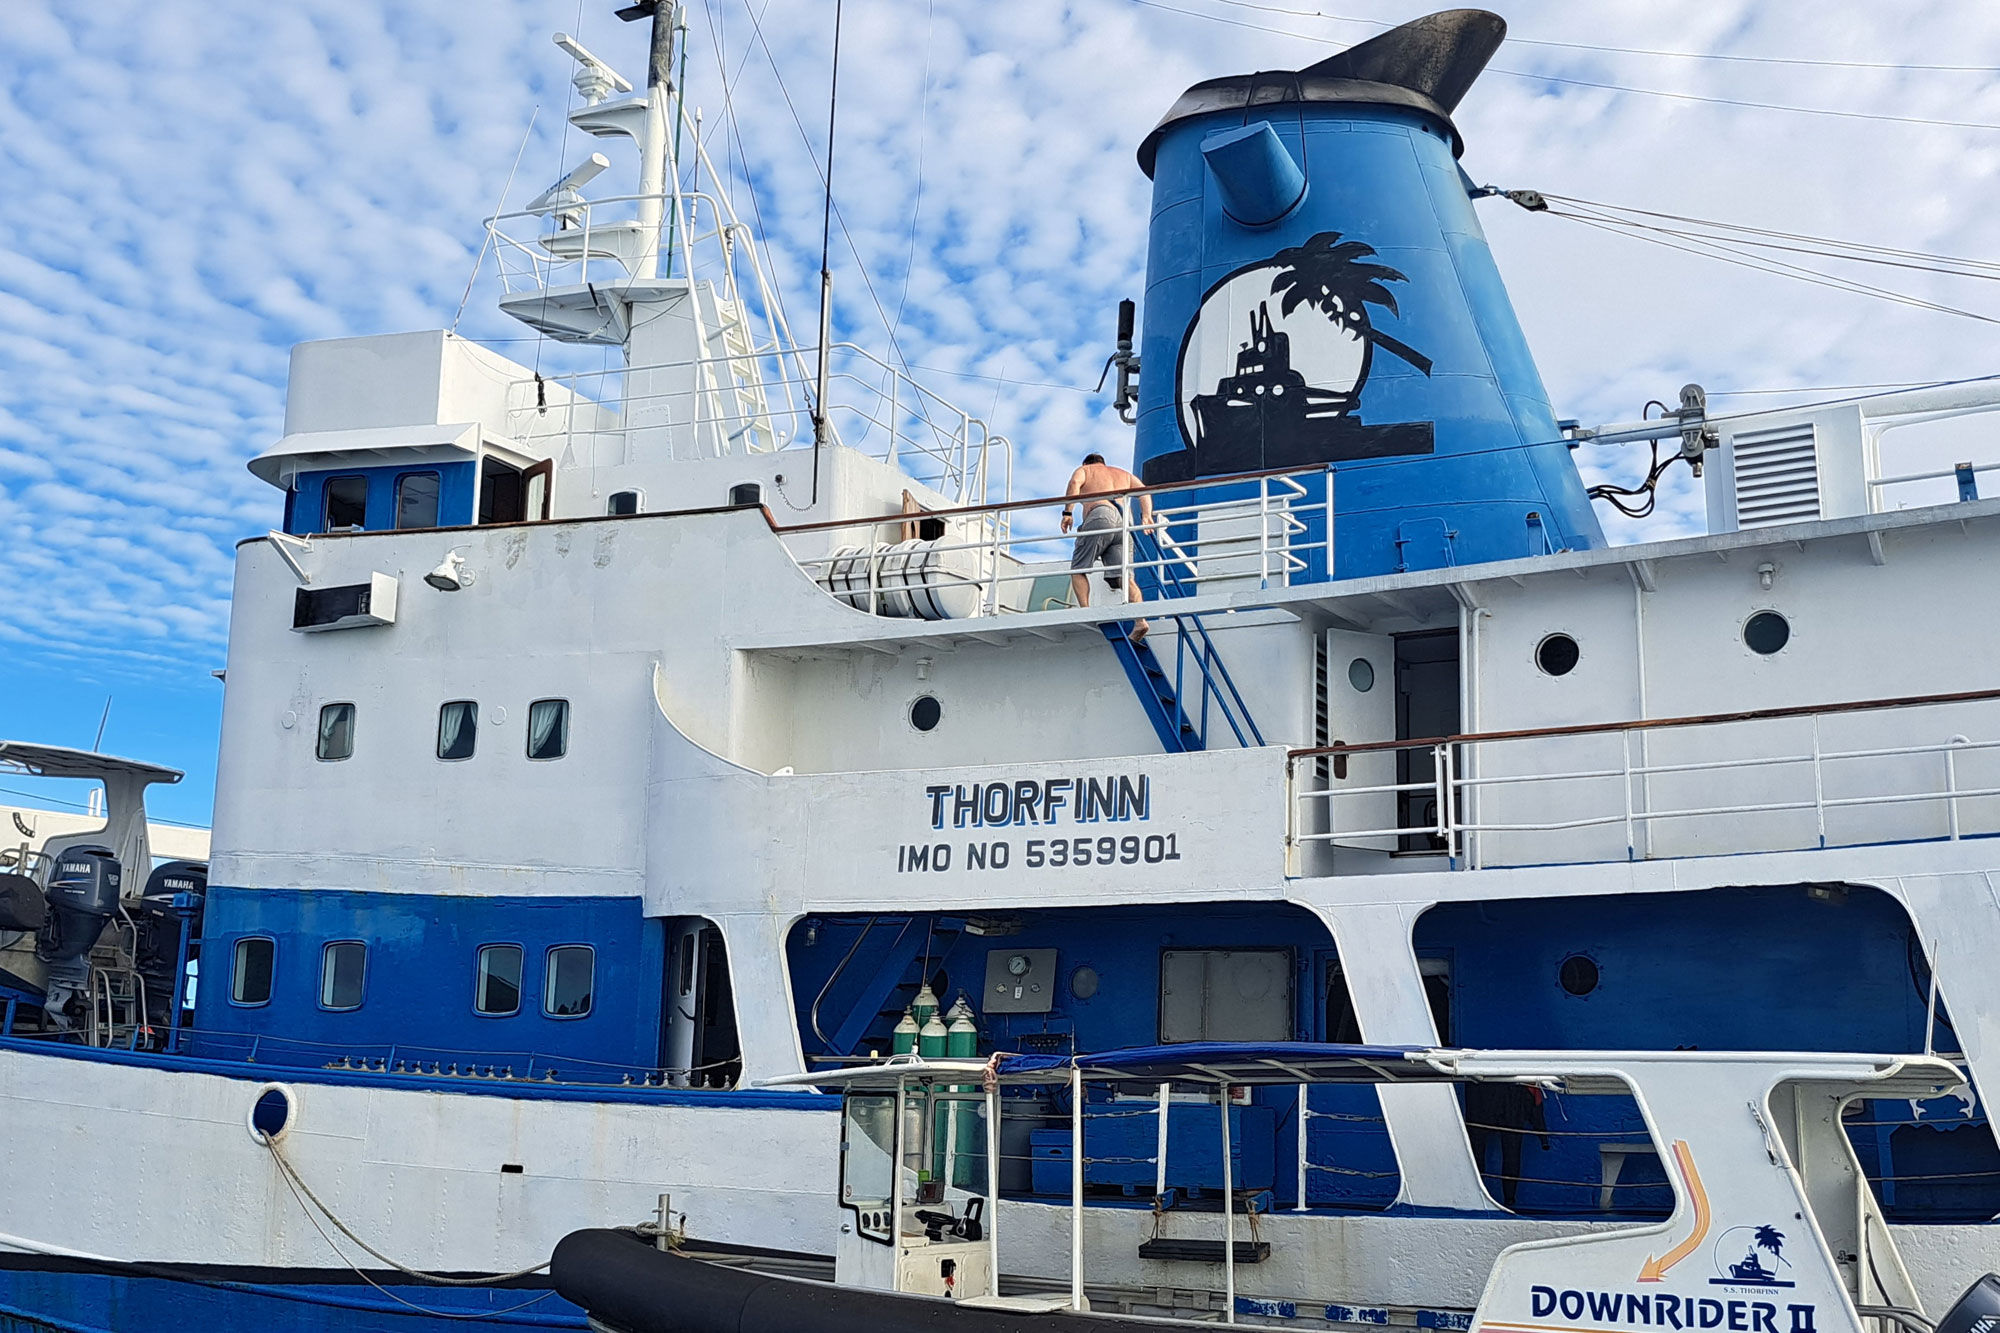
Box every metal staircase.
[1101,531,1264,754]
[811,916,965,1058]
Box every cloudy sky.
[2,0,1998,822]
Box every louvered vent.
[1732,423,1821,528]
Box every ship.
[3,4,2000,1330]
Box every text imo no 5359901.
[896,833,1184,874]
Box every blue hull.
[0,1265,586,1332]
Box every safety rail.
[1287,687,2000,872]
[779,464,1332,621]
[505,341,1010,507]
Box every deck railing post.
[1221,1085,1237,1322]
[1435,742,1457,864]
[1258,480,1271,589]
[1295,1083,1309,1212]
[1947,735,1967,841]
[1622,729,1637,862]
[985,1084,1002,1297]
[1155,1081,1171,1199]
[1812,716,1828,849]
[1070,1067,1085,1311]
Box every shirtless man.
[1060,452,1155,641]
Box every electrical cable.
[1192,0,2000,72]
[1119,0,2000,132]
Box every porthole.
[1347,658,1375,692]
[1536,633,1580,677]
[909,695,941,732]
[1744,611,1790,655]
[1558,954,1600,997]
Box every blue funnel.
[1133,10,1603,576]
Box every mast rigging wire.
[811,0,846,506]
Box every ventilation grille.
[1732,423,1820,528]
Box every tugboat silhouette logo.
[1156,230,1434,484]
[1711,1225,1795,1287]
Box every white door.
[1320,630,1398,854]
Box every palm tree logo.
[1268,231,1434,389]
[1714,1224,1792,1286]
[1158,228,1436,484]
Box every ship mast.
[617,0,680,280]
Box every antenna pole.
[811,0,845,506]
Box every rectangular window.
[526,699,569,761]
[320,941,366,1010]
[323,475,368,530]
[437,700,478,761]
[544,944,594,1018]
[395,471,441,530]
[232,937,274,1005]
[475,944,524,1016]
[317,702,355,761]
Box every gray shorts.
[1070,506,1126,586]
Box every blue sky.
[3,0,1999,825]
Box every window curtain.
[318,705,349,758]
[439,702,474,757]
[528,701,564,758]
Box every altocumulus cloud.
[3,0,2000,686]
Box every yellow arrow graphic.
[1638,1140,1710,1283]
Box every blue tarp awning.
[995,1041,1444,1085]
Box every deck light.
[424,549,476,592]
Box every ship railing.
[1286,686,2000,873]
[775,464,1333,621]
[506,341,1011,508]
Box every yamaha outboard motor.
[134,859,206,1037]
[1936,1274,2000,1333]
[35,845,121,1029]
[1132,10,1603,577]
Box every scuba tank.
[946,995,979,1058]
[919,1011,949,1059]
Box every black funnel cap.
[1138,9,1507,177]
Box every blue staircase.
[1099,531,1264,753]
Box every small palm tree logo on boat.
[1157,229,1436,484]
[1712,1224,1793,1286]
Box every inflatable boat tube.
[551,1229,1176,1333]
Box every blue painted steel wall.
[789,904,1402,1210]
[1415,884,1995,1220]
[284,462,476,536]
[1136,102,1602,577]
[192,887,666,1076]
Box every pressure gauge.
[1007,954,1032,977]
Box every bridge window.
[437,701,478,761]
[544,945,595,1018]
[323,475,368,530]
[526,699,569,761]
[316,703,355,761]
[395,471,441,530]
[232,937,275,1006]
[320,941,366,1010]
[475,944,524,1016]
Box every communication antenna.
[810,0,848,506]
[92,696,112,752]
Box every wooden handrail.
[1287,686,2000,761]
